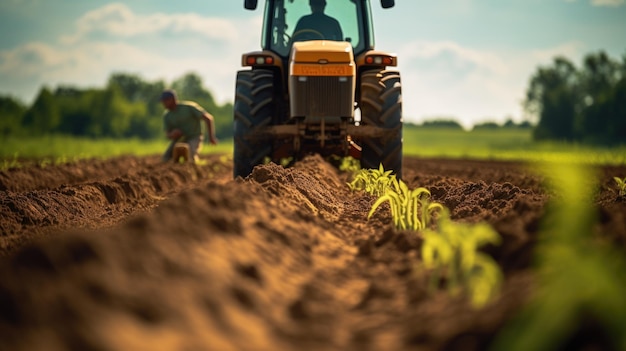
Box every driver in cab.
[293,0,343,41]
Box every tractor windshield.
[263,0,373,57]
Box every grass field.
[1,128,625,168]
[403,127,626,165]
[0,135,233,167]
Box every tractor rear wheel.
[233,69,275,178]
[359,69,403,178]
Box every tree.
[22,87,61,135]
[171,72,215,106]
[578,52,621,142]
[13,71,233,140]
[420,119,464,129]
[108,73,165,118]
[472,121,500,130]
[503,119,516,128]
[607,55,626,143]
[525,57,579,141]
[108,73,146,102]
[0,95,26,137]
[53,87,87,136]
[525,51,626,145]
[89,85,147,138]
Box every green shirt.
[163,101,206,140]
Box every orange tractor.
[234,0,402,178]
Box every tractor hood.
[290,41,354,64]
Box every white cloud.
[396,40,521,127]
[529,41,585,63]
[0,42,66,76]
[3,42,163,81]
[400,40,508,75]
[591,0,625,6]
[394,40,586,127]
[564,0,625,5]
[62,3,239,44]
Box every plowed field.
[1,154,624,351]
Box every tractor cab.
[260,0,374,59]
[246,0,394,57]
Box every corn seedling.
[348,163,396,197]
[1,152,21,170]
[421,210,502,308]
[260,156,292,168]
[367,176,444,231]
[38,158,52,168]
[614,176,626,196]
[279,157,294,168]
[338,156,361,173]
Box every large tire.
[359,69,403,178]
[233,69,275,178]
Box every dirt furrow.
[0,155,232,255]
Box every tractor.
[234,0,402,178]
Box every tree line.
[0,72,233,140]
[406,119,532,130]
[526,50,626,145]
[0,50,624,145]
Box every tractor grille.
[290,76,354,119]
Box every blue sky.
[1,0,624,128]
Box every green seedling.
[38,158,52,168]
[261,156,293,168]
[614,176,626,196]
[367,176,444,231]
[279,157,294,168]
[54,155,68,165]
[348,163,396,197]
[338,156,361,173]
[421,210,502,308]
[1,152,21,170]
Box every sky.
[0,0,625,129]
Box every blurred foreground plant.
[421,209,502,308]
[614,176,625,196]
[335,156,361,173]
[491,164,626,351]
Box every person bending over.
[160,89,218,163]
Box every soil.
[0,154,624,351]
